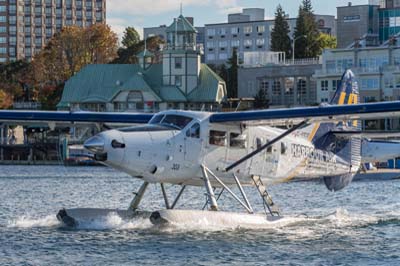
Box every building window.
[219,41,227,48]
[361,78,379,90]
[218,28,226,36]
[231,27,239,34]
[175,57,182,69]
[207,29,215,36]
[231,40,240,47]
[175,76,182,87]
[206,54,215,61]
[257,25,265,33]
[0,47,6,54]
[244,39,252,48]
[256,38,264,47]
[321,80,328,91]
[206,41,214,48]
[272,81,281,95]
[244,26,252,34]
[332,80,341,90]
[219,53,227,60]
[260,80,269,92]
[0,26,5,33]
[0,37,7,43]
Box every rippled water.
[0,165,399,265]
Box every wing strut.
[225,120,309,172]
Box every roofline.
[337,4,379,8]
[204,14,335,26]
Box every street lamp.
[292,35,307,64]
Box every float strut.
[160,183,171,209]
[128,181,149,211]
[201,165,218,211]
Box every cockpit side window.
[230,133,246,149]
[186,123,200,138]
[209,130,226,146]
[149,114,164,124]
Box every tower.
[162,15,200,95]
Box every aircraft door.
[184,122,203,163]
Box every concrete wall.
[238,64,321,107]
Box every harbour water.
[1,165,399,265]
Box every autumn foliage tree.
[0,60,32,109]
[31,23,118,109]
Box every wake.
[6,209,400,232]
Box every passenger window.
[186,123,200,138]
[281,142,287,155]
[209,130,226,146]
[230,133,246,149]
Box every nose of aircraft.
[84,135,105,153]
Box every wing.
[209,101,400,126]
[332,131,400,139]
[0,110,153,125]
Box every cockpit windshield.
[149,114,193,130]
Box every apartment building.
[0,0,106,63]
[204,8,336,65]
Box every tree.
[270,5,292,58]
[122,27,141,48]
[226,48,239,99]
[0,89,12,109]
[317,33,337,54]
[84,24,119,64]
[113,36,164,64]
[293,0,320,58]
[253,89,269,109]
[0,60,32,108]
[31,24,118,109]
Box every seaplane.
[2,69,400,228]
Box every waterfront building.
[0,0,106,63]
[238,51,321,107]
[58,15,226,112]
[204,8,336,65]
[314,41,400,129]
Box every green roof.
[156,86,187,102]
[58,62,226,108]
[187,64,226,103]
[166,15,197,33]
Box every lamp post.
[292,35,307,64]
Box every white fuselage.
[88,110,353,187]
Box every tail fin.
[305,69,360,144]
[303,69,361,191]
[330,69,359,106]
